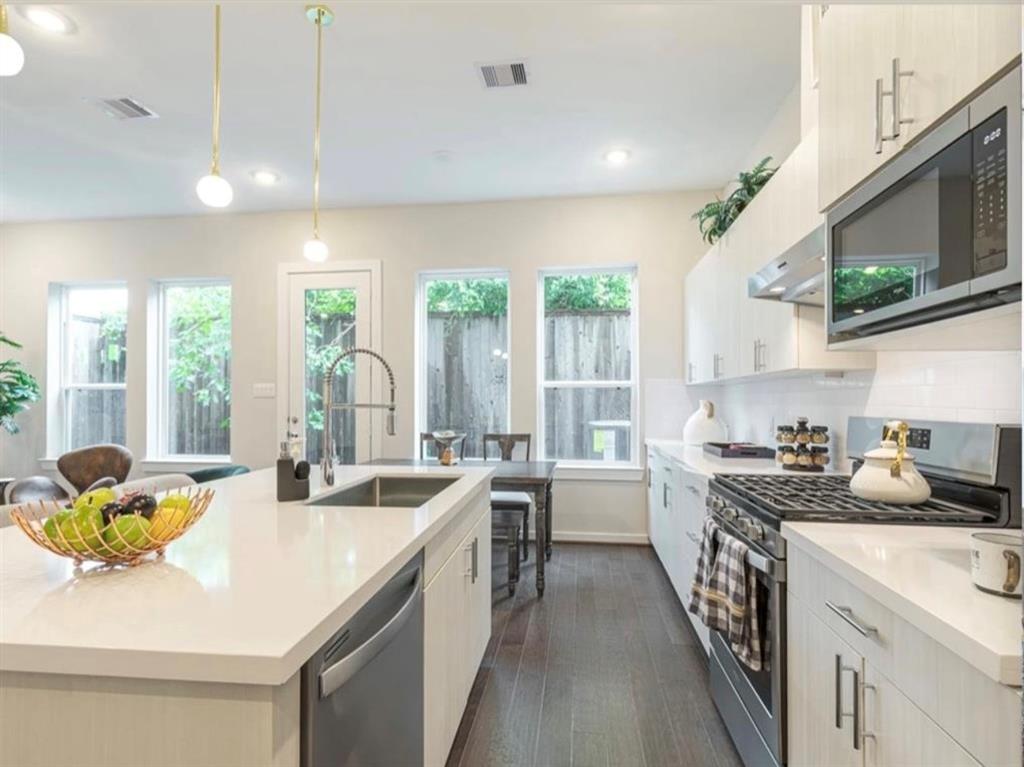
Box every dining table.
[364,458,557,596]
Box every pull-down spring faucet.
[321,347,396,486]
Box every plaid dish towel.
[688,516,768,672]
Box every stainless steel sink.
[308,476,458,508]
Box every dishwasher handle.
[319,567,422,699]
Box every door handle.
[472,537,479,583]
[825,601,878,638]
[834,654,861,749]
[874,78,887,154]
[319,567,421,699]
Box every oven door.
[708,547,786,767]
[826,65,1019,342]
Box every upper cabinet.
[684,129,874,385]
[818,4,1021,211]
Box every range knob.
[748,521,765,541]
[722,506,738,521]
[707,495,724,511]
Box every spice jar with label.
[776,425,796,444]
[811,446,830,467]
[794,418,811,445]
[810,425,830,444]
[777,445,797,466]
[795,445,814,468]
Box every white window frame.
[45,282,129,457]
[536,265,640,469]
[147,278,231,462]
[414,268,512,458]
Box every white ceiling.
[0,2,800,222]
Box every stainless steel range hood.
[747,225,825,306]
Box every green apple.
[102,514,152,554]
[60,506,105,554]
[75,487,116,510]
[158,493,191,513]
[149,504,189,541]
[42,509,72,545]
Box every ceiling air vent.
[94,97,159,120]
[478,61,528,88]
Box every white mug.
[969,532,1022,598]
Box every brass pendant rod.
[0,5,9,36]
[312,8,324,239]
[210,4,222,175]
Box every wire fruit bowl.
[10,486,215,567]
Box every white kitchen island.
[0,464,494,767]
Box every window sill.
[552,464,644,482]
[140,457,231,475]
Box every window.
[151,281,232,458]
[417,271,509,459]
[54,285,128,451]
[538,267,638,465]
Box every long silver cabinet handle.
[319,567,421,698]
[890,57,914,138]
[874,78,885,154]
[825,601,878,637]
[834,654,843,728]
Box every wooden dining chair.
[418,432,466,461]
[483,433,533,561]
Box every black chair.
[187,464,250,484]
[483,433,533,561]
[5,476,71,505]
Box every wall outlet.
[252,383,276,399]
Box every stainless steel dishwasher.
[300,552,424,767]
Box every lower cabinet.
[789,587,984,767]
[646,449,709,652]
[424,504,491,767]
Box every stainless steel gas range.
[703,418,1020,767]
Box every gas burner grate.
[713,474,996,525]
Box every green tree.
[0,333,40,435]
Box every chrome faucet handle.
[321,437,336,486]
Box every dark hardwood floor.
[446,542,744,767]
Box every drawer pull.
[686,531,700,544]
[825,601,878,638]
[685,484,700,496]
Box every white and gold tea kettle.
[850,420,931,505]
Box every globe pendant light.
[0,4,25,77]
[196,5,233,208]
[303,5,333,262]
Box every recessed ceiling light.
[250,169,280,186]
[20,6,75,34]
[604,148,631,166]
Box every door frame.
[276,260,384,463]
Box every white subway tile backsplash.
[648,351,1021,465]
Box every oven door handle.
[745,548,785,582]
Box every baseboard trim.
[550,531,651,545]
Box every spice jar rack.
[775,417,830,473]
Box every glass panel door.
[288,272,372,467]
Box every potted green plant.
[692,156,777,245]
[0,333,40,434]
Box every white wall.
[0,190,712,542]
[649,350,1022,471]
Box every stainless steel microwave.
[826,65,1020,344]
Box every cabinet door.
[788,594,865,767]
[818,5,902,211]
[711,241,739,380]
[466,510,492,688]
[863,665,981,767]
[424,542,469,767]
[646,450,661,552]
[688,249,712,382]
[901,5,1020,146]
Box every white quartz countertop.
[645,439,837,476]
[0,465,493,686]
[782,522,1022,686]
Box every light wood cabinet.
[788,593,864,767]
[423,502,491,767]
[683,129,874,384]
[818,4,1020,211]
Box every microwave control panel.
[973,108,1007,276]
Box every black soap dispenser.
[277,441,311,502]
